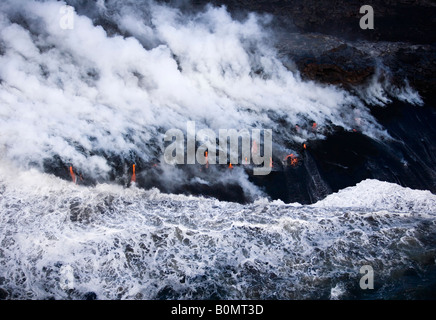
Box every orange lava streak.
[69,166,76,184]
[131,164,136,183]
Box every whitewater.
[0,163,435,300]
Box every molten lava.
[284,154,299,167]
[69,166,76,184]
[131,164,136,183]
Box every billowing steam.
[0,0,422,198]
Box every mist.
[0,0,422,200]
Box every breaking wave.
[0,164,435,299]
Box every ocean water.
[0,165,435,300]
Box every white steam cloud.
[0,0,420,187]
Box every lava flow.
[131,164,136,183]
[284,154,299,167]
[69,166,76,184]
